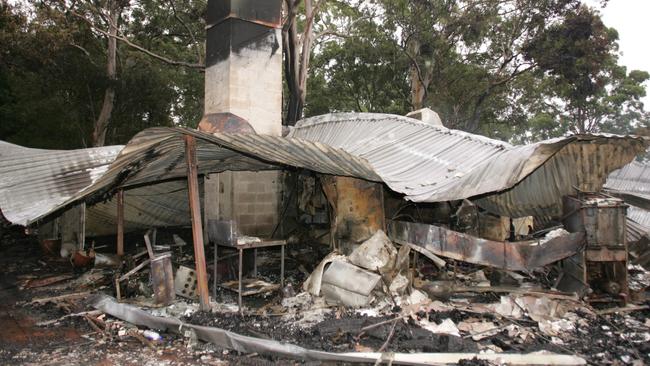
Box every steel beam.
[388,220,584,271]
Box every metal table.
[209,220,287,312]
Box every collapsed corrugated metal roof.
[0,112,646,227]
[86,180,193,236]
[628,205,650,230]
[626,216,650,244]
[291,113,646,220]
[17,126,378,225]
[0,140,123,226]
[605,160,650,199]
[604,160,650,237]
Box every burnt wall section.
[204,171,281,237]
[321,176,386,254]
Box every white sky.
[595,0,650,106]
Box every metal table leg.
[213,243,217,301]
[253,248,257,277]
[238,248,243,314]
[281,244,285,288]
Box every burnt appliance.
[558,193,628,303]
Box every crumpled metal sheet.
[28,127,377,224]
[626,217,650,244]
[320,260,381,307]
[475,140,644,221]
[92,294,587,365]
[85,180,193,236]
[0,140,123,226]
[388,220,585,271]
[1,113,645,226]
[291,113,645,219]
[628,205,650,230]
[605,160,650,199]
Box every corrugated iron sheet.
[291,113,646,220]
[626,216,650,244]
[0,141,123,226]
[628,205,650,230]
[86,180,192,236]
[1,112,645,228]
[18,127,378,225]
[604,160,650,241]
[605,160,650,199]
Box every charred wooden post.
[320,176,386,254]
[184,134,210,311]
[116,189,124,256]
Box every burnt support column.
[116,189,124,256]
[320,176,386,254]
[184,135,210,311]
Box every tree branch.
[168,0,202,64]
[68,43,97,67]
[71,10,204,70]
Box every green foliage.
[0,1,204,149]
[305,4,410,116]
[304,0,649,143]
[1,0,648,149]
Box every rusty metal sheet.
[198,113,256,134]
[150,253,175,305]
[387,220,585,271]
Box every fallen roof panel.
[1,113,645,227]
[0,141,123,226]
[291,113,646,220]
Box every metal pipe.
[238,248,243,314]
[281,244,285,288]
[116,189,124,256]
[213,243,218,301]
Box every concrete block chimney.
[204,0,283,136]
[202,0,283,236]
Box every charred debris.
[1,112,650,365]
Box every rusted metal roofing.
[1,112,645,227]
[291,113,646,220]
[0,141,123,226]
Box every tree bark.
[92,2,119,147]
[283,0,320,125]
[407,38,432,111]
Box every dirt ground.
[1,224,649,365]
